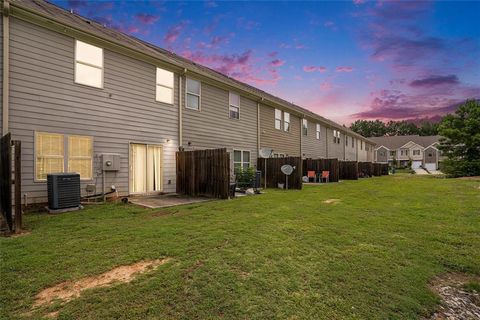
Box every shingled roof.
[8,0,374,144]
[368,135,441,149]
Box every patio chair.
[320,171,330,183]
[307,170,317,183]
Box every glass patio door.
[130,144,163,194]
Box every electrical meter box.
[101,154,121,171]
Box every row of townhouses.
[370,135,442,171]
[1,0,375,203]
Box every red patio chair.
[307,171,316,183]
[321,171,330,183]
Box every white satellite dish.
[281,164,294,175]
[259,148,273,158]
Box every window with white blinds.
[75,40,103,88]
[35,132,93,181]
[156,67,174,104]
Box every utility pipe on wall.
[2,0,10,136]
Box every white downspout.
[2,0,10,136]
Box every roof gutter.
[2,0,10,135]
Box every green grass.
[463,281,480,294]
[1,175,479,319]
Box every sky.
[53,0,480,125]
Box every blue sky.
[53,0,480,125]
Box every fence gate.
[0,133,22,234]
[176,148,230,199]
[257,157,303,189]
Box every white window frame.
[283,112,290,132]
[74,40,103,88]
[302,119,308,136]
[186,78,201,110]
[275,109,282,130]
[155,67,174,104]
[68,135,94,181]
[316,124,321,140]
[229,92,240,120]
[233,150,250,171]
[35,132,93,182]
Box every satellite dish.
[281,164,294,175]
[259,148,273,158]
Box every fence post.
[13,140,22,233]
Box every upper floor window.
[316,124,321,140]
[360,141,363,150]
[35,132,93,181]
[413,150,421,156]
[229,92,240,119]
[302,119,308,136]
[345,136,348,146]
[156,67,174,104]
[390,151,396,156]
[284,112,290,132]
[352,138,355,148]
[333,130,340,144]
[186,78,201,110]
[233,150,250,171]
[366,145,369,151]
[75,40,103,88]
[275,109,282,130]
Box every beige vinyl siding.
[357,139,368,162]
[424,146,437,164]
[326,127,344,160]
[260,104,300,156]
[301,119,327,159]
[376,146,388,163]
[181,78,258,172]
[9,17,178,203]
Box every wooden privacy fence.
[303,158,339,182]
[358,162,374,177]
[257,157,303,189]
[176,148,230,199]
[373,163,389,176]
[339,161,359,180]
[0,133,22,234]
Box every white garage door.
[425,163,437,171]
[411,161,422,169]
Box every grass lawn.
[1,175,479,319]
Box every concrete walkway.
[414,168,430,175]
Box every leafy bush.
[235,167,256,190]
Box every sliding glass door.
[130,144,163,194]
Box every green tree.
[350,120,386,137]
[418,121,439,136]
[438,99,480,177]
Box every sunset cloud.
[336,66,354,72]
[303,66,327,73]
[410,75,459,87]
[135,13,159,25]
[164,21,189,44]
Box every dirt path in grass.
[33,258,171,308]
[427,273,480,319]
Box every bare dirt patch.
[323,199,341,204]
[33,258,171,308]
[427,273,480,319]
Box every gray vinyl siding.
[424,147,437,164]
[376,147,388,163]
[301,120,327,159]
[357,139,368,162]
[9,17,178,203]
[344,135,357,161]
[260,104,300,156]
[181,79,258,173]
[326,127,344,160]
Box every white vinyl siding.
[75,40,103,88]
[35,132,93,181]
[302,119,308,136]
[316,124,321,140]
[186,78,201,110]
[275,109,282,130]
[284,112,290,132]
[233,150,250,171]
[156,67,174,104]
[229,92,240,119]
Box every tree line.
[349,119,439,137]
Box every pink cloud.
[135,13,159,25]
[270,59,285,67]
[197,34,233,49]
[353,0,365,5]
[320,81,333,91]
[336,66,354,72]
[303,66,328,73]
[164,21,189,44]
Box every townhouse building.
[1,0,375,203]
[370,135,442,170]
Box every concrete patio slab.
[129,194,214,209]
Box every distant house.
[369,135,443,171]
